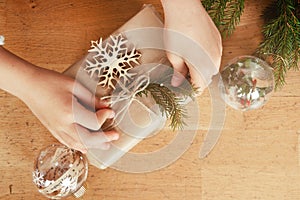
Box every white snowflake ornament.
[60,176,78,195]
[85,34,141,89]
[32,169,45,188]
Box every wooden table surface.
[1,0,300,199]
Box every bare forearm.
[0,46,38,99]
[161,0,204,14]
[160,0,208,31]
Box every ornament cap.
[73,185,87,198]
[0,35,5,45]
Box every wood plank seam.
[298,130,300,167]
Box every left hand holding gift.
[0,47,119,153]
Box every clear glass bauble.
[32,144,88,199]
[219,56,274,111]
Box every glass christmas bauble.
[32,144,88,199]
[219,56,274,111]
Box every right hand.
[161,0,222,89]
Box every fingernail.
[103,143,110,150]
[113,134,119,140]
[102,99,111,106]
[109,111,115,118]
[100,97,111,105]
[82,149,87,154]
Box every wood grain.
[1,0,299,199]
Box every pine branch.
[257,0,300,88]
[137,83,188,130]
[202,0,245,37]
[135,67,198,130]
[296,0,300,19]
[202,0,216,10]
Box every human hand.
[161,0,222,89]
[21,68,119,153]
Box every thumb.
[166,52,188,87]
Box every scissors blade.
[199,74,226,159]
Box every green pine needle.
[257,0,300,89]
[203,0,300,88]
[137,83,186,130]
[137,83,196,130]
[202,0,245,37]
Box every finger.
[61,131,88,153]
[186,62,206,93]
[95,98,111,109]
[89,130,119,143]
[72,81,111,110]
[99,142,111,150]
[166,52,188,87]
[75,124,119,150]
[51,130,87,153]
[72,98,101,130]
[72,81,96,109]
[96,108,115,127]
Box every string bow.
[101,74,151,129]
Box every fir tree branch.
[135,67,198,130]
[137,83,190,130]
[202,0,245,37]
[257,0,300,88]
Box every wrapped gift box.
[64,5,170,169]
